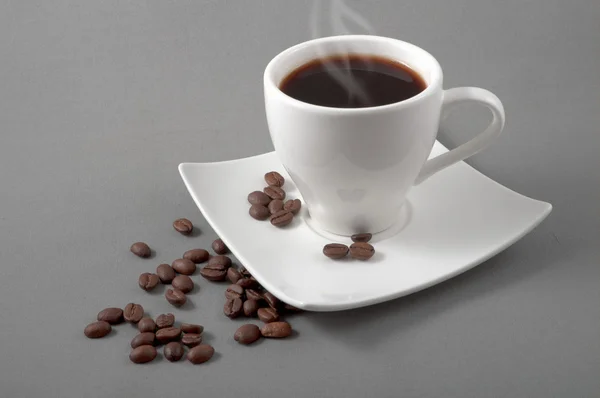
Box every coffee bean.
[283,304,303,313]
[236,277,258,289]
[172,258,196,275]
[239,266,252,277]
[84,321,111,338]
[267,199,284,215]
[257,307,279,323]
[96,307,124,325]
[187,344,214,364]
[323,243,349,259]
[182,248,210,264]
[234,324,261,345]
[181,323,204,334]
[172,275,194,293]
[130,242,151,258]
[123,303,144,323]
[155,327,181,343]
[349,242,375,260]
[181,333,203,347]
[270,210,293,227]
[283,199,302,214]
[243,299,259,317]
[138,272,160,291]
[225,284,244,300]
[137,317,156,333]
[164,342,184,362]
[131,332,156,349]
[212,238,228,254]
[263,291,280,309]
[351,233,372,243]
[165,288,187,307]
[156,263,176,283]
[261,321,292,338]
[248,191,271,206]
[173,218,193,235]
[245,289,262,302]
[208,255,232,269]
[226,268,243,284]
[264,171,285,187]
[264,186,286,201]
[224,297,243,319]
[249,204,270,220]
[199,265,227,282]
[155,313,175,329]
[129,345,157,364]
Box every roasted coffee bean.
[236,277,258,289]
[270,210,293,227]
[248,191,271,206]
[224,297,243,319]
[212,238,228,254]
[131,332,156,349]
[249,204,270,220]
[234,324,262,345]
[155,327,181,343]
[181,323,204,334]
[208,255,232,269]
[138,272,160,291]
[172,258,196,275]
[264,171,285,187]
[351,233,372,243]
[130,242,151,258]
[245,289,262,302]
[187,344,214,364]
[129,345,157,364]
[323,243,349,259]
[155,313,175,329]
[226,268,243,284]
[283,199,302,214]
[349,242,375,260]
[283,304,303,313]
[225,284,244,300]
[156,263,176,283]
[239,266,252,277]
[173,218,193,235]
[123,303,144,323]
[164,342,184,362]
[263,291,280,309]
[181,333,203,347]
[137,317,156,333]
[200,265,227,282]
[261,321,292,338]
[172,275,194,293]
[84,321,111,338]
[165,288,187,307]
[182,248,210,264]
[264,186,286,201]
[257,307,279,323]
[268,199,284,214]
[97,307,124,325]
[243,299,260,317]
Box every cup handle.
[414,87,505,185]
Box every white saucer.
[179,142,552,312]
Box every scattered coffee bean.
[156,263,176,283]
[130,332,156,349]
[164,342,185,362]
[226,268,243,284]
[129,345,157,364]
[138,272,160,291]
[199,264,227,282]
[270,210,293,227]
[212,238,228,254]
[137,317,156,333]
[84,321,112,339]
[261,321,292,338]
[264,171,285,187]
[172,275,194,294]
[234,324,262,345]
[349,242,375,260]
[172,258,196,275]
[249,204,270,220]
[181,323,204,334]
[130,242,151,258]
[257,307,279,323]
[181,333,203,348]
[248,191,271,206]
[155,327,181,343]
[165,288,187,307]
[182,248,210,264]
[208,255,232,269]
[243,299,259,317]
[224,297,243,319]
[245,289,262,302]
[155,313,175,329]
[264,186,286,201]
[323,243,349,259]
[97,307,124,325]
[123,303,144,323]
[239,266,252,278]
[187,344,215,364]
[225,284,244,300]
[283,199,302,214]
[173,218,194,235]
[263,291,280,309]
[283,304,303,313]
[236,277,258,289]
[351,233,373,243]
[268,199,284,214]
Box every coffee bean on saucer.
[224,297,243,319]
[130,242,151,258]
[249,204,270,220]
[323,243,349,259]
[172,258,196,275]
[245,289,262,302]
[226,268,243,284]
[351,233,372,243]
[173,218,193,235]
[349,242,375,260]
[225,284,244,300]
[236,277,258,289]
[156,263,176,283]
[261,321,292,338]
[270,210,293,227]
[138,272,160,291]
[243,299,260,317]
[156,327,181,344]
[164,342,184,362]
[264,171,285,187]
[123,303,144,323]
[263,291,280,309]
[129,345,157,364]
[182,249,210,264]
[257,307,279,323]
[283,199,302,214]
[171,275,194,293]
[131,332,156,349]
[264,186,286,201]
[248,191,271,206]
[84,321,111,338]
[212,238,228,254]
[187,344,214,364]
[181,333,203,348]
[165,289,187,307]
[97,307,124,325]
[234,324,261,345]
[155,313,175,329]
[137,317,156,333]
[267,199,284,215]
[181,323,204,334]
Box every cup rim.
[264,35,443,114]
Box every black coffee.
[280,54,427,108]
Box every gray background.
[1,1,598,397]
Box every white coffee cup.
[264,35,505,236]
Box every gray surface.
[0,1,598,397]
